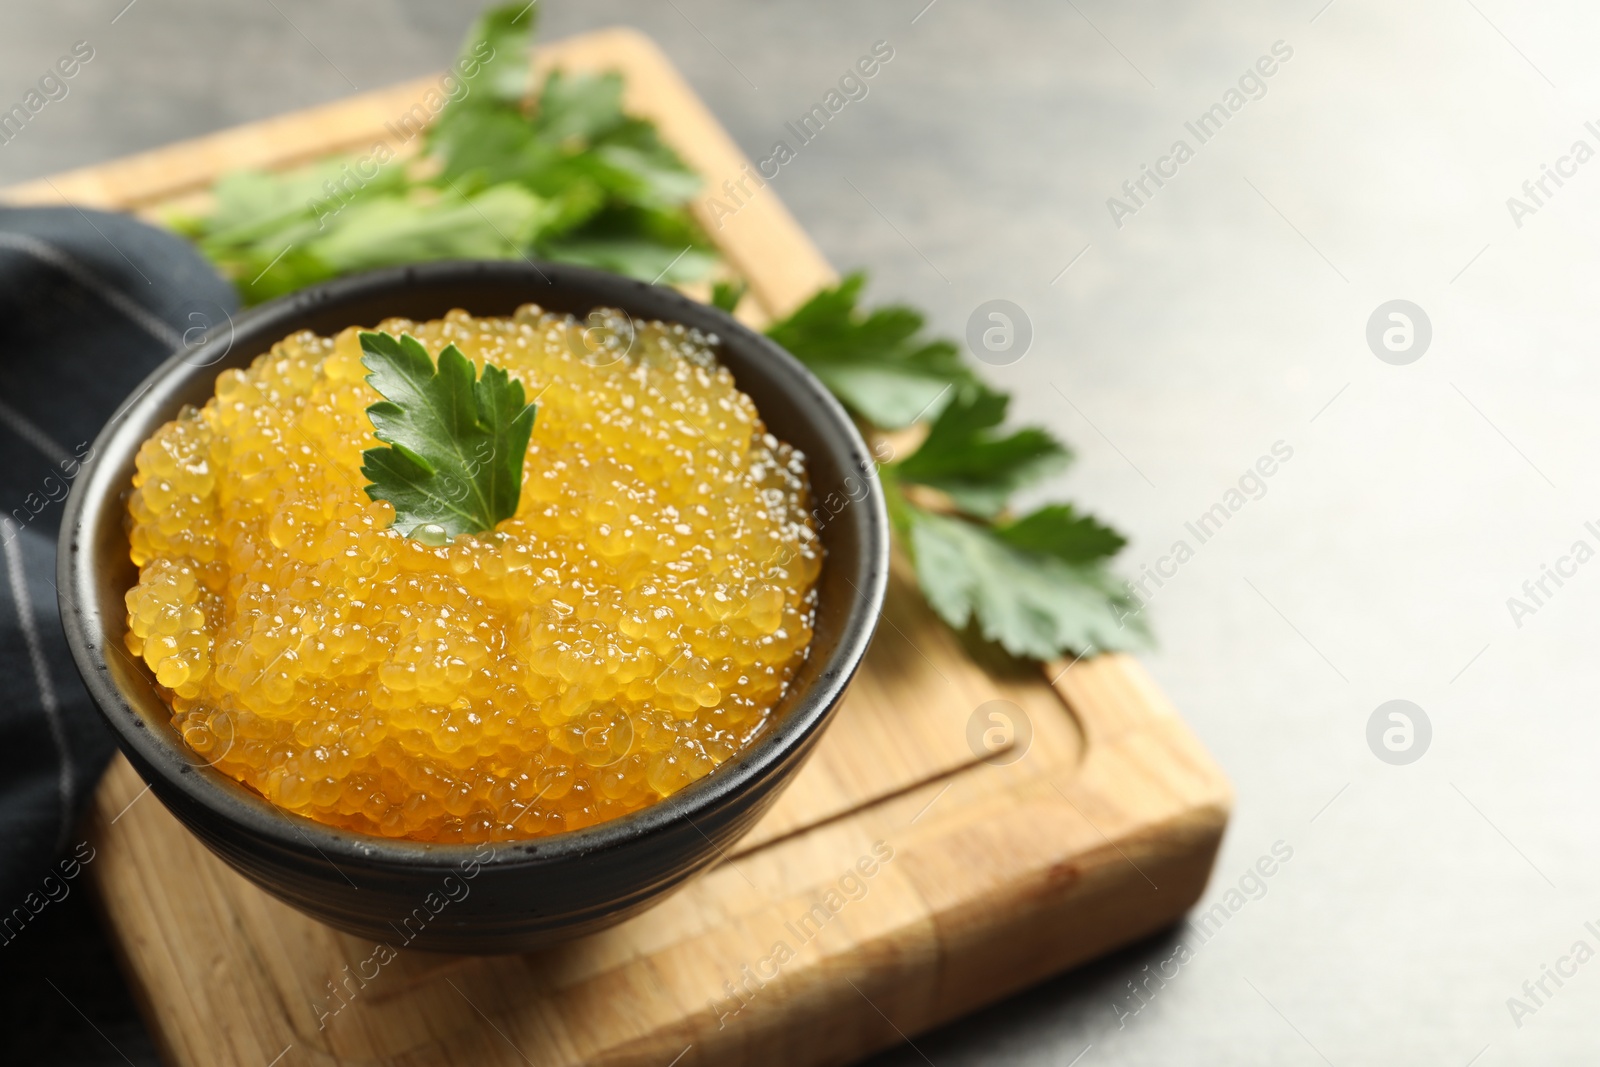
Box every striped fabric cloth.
[0,206,237,906]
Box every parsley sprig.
[175,3,1145,662]
[768,276,1146,659]
[359,331,536,538]
[174,4,712,304]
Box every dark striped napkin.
[0,205,237,908]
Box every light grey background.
[5,0,1599,1064]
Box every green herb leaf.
[430,108,555,188]
[198,163,395,251]
[235,184,556,303]
[223,243,337,305]
[893,385,1070,518]
[539,204,715,283]
[534,69,628,142]
[592,126,704,208]
[311,184,554,273]
[764,272,979,429]
[711,279,746,314]
[359,331,537,537]
[995,504,1127,565]
[426,5,610,166]
[442,0,539,117]
[905,505,1145,660]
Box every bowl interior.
[61,260,888,867]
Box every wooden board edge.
[0,73,441,212]
[611,793,1231,1065]
[1051,653,1234,810]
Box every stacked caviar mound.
[124,307,821,842]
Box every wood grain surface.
[7,27,1232,1067]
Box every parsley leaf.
[313,184,553,272]
[437,0,538,118]
[995,504,1126,565]
[540,203,715,283]
[764,272,980,429]
[533,69,629,142]
[893,385,1070,518]
[197,162,402,251]
[905,506,1145,660]
[359,331,537,538]
[239,184,556,302]
[776,272,1143,658]
[711,279,746,313]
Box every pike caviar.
[123,308,820,842]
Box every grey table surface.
[4,1,1597,1064]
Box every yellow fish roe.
[123,307,821,842]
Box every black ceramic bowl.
[58,260,888,953]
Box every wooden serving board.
[5,28,1232,1067]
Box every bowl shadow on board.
[58,259,889,954]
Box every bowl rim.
[58,259,889,870]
